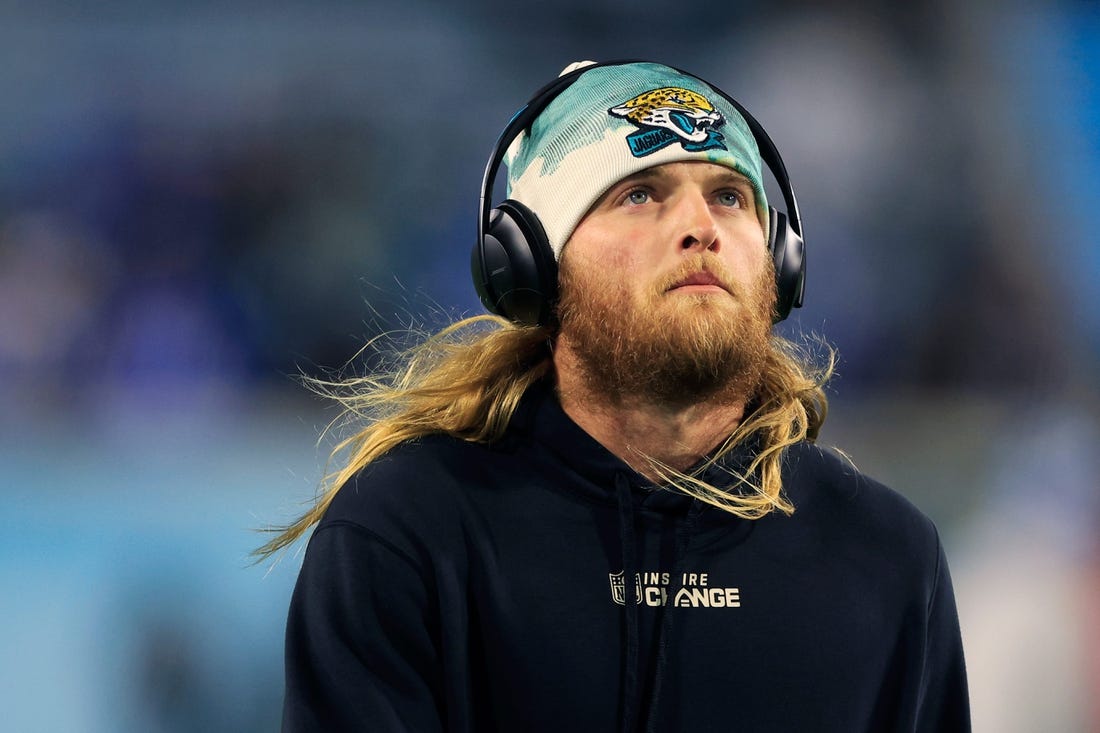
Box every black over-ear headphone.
[472,60,806,327]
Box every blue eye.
[718,191,742,207]
[627,189,650,205]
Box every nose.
[674,191,719,252]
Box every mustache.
[658,254,741,296]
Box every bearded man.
[267,61,970,732]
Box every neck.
[553,344,746,482]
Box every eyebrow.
[591,165,758,214]
[618,166,754,188]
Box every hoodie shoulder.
[781,441,943,560]
[315,435,503,559]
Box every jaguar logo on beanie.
[609,86,727,157]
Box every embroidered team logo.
[608,87,727,158]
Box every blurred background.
[1,1,1097,730]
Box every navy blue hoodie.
[283,383,970,731]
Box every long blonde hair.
[255,314,832,560]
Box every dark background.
[1,2,1097,730]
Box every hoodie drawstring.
[615,474,641,733]
[615,473,704,732]
[644,499,703,732]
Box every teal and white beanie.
[505,61,769,260]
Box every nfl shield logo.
[608,570,642,605]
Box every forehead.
[615,161,752,186]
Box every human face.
[556,161,776,406]
[565,160,769,309]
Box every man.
[269,61,970,732]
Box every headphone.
[472,60,806,327]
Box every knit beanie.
[505,61,768,260]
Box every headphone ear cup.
[471,199,558,326]
[768,207,806,323]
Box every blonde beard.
[555,252,776,408]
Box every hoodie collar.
[509,380,761,514]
